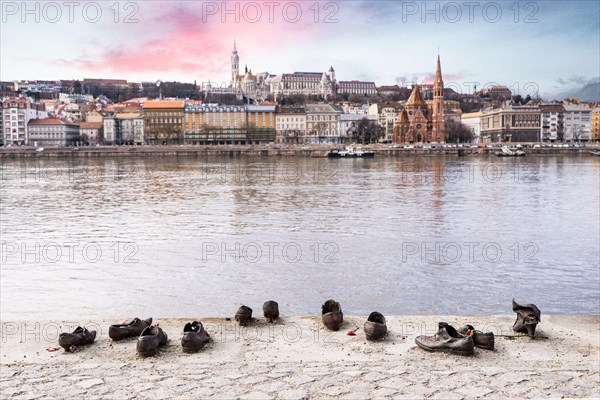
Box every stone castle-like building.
[228,40,337,101]
[393,56,446,143]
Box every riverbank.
[1,315,598,399]
[0,144,598,158]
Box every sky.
[1,0,599,101]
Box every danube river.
[1,155,598,319]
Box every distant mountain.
[575,81,600,102]
[550,78,600,102]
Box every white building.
[562,102,591,142]
[539,104,564,142]
[271,70,336,101]
[13,80,61,94]
[58,93,94,104]
[368,103,402,143]
[339,114,378,144]
[2,98,48,145]
[275,106,306,144]
[461,111,483,144]
[28,119,80,147]
[337,81,377,96]
[342,103,370,115]
[80,122,103,146]
[103,113,144,145]
[305,104,343,144]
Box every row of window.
[30,132,64,138]
[147,118,182,124]
[186,108,245,113]
[276,124,305,130]
[308,123,336,130]
[276,117,304,122]
[146,111,182,117]
[307,115,338,122]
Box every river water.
[1,156,598,320]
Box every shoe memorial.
[109,317,153,340]
[137,325,168,357]
[263,300,279,323]
[321,299,344,331]
[458,324,495,350]
[512,299,541,336]
[235,305,253,326]
[415,322,475,356]
[364,311,387,341]
[181,321,210,353]
[58,326,97,352]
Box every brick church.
[393,56,446,144]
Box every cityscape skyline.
[1,1,599,101]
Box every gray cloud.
[548,76,599,102]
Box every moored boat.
[327,146,375,158]
[496,146,525,157]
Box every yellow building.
[143,100,185,144]
[184,104,276,145]
[592,107,600,142]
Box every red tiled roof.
[114,113,142,119]
[143,100,185,109]
[80,122,102,129]
[28,118,78,126]
[83,78,128,85]
[378,85,401,91]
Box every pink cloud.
[54,1,341,80]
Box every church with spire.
[228,39,273,101]
[228,39,336,102]
[393,56,446,144]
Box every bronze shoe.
[137,325,168,357]
[512,299,541,336]
[181,321,210,353]
[415,322,474,356]
[263,301,279,323]
[109,317,152,340]
[321,299,343,331]
[364,312,387,340]
[458,325,495,350]
[235,305,253,326]
[58,326,96,352]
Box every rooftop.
[143,100,185,109]
[28,118,78,126]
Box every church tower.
[404,84,429,143]
[432,54,445,143]
[231,38,239,87]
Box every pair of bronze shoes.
[364,312,387,340]
[415,322,495,356]
[58,326,96,351]
[108,317,167,357]
[109,317,153,340]
[322,300,388,340]
[513,299,541,336]
[181,321,210,353]
[137,325,168,357]
[322,299,343,331]
[235,300,280,326]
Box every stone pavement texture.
[1,315,598,399]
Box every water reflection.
[1,156,598,319]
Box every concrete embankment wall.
[0,145,596,158]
